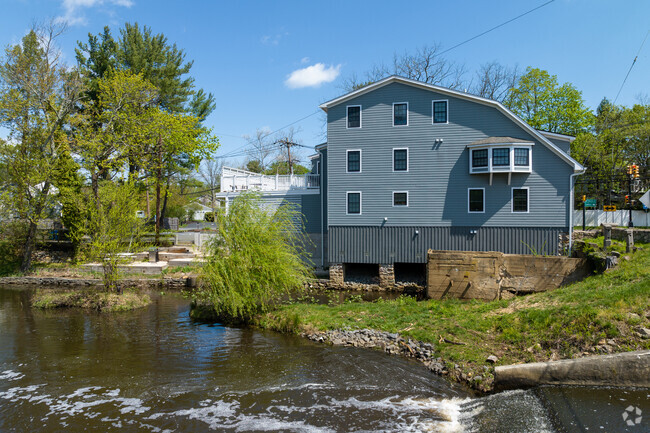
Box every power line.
[614,30,650,104]
[438,0,556,56]
[214,109,321,160]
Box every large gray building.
[220,76,585,279]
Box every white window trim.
[392,191,409,207]
[392,102,409,127]
[511,187,530,213]
[346,191,362,215]
[432,99,449,125]
[468,143,533,174]
[392,147,409,172]
[346,149,362,173]
[346,105,362,129]
[467,188,485,213]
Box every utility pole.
[277,139,299,174]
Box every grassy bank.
[32,289,151,312]
[258,242,650,391]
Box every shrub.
[193,192,312,321]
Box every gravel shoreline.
[302,328,491,393]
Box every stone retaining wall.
[0,276,196,290]
[426,250,590,301]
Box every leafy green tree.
[506,67,593,135]
[83,181,143,292]
[194,193,312,321]
[70,71,158,200]
[0,26,82,271]
[572,99,650,197]
[264,161,310,175]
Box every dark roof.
[468,137,534,146]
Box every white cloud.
[285,63,341,89]
[300,57,310,64]
[261,32,287,46]
[56,0,134,26]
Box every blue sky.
[2,0,649,165]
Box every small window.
[433,100,448,124]
[347,192,361,214]
[347,106,361,128]
[393,192,408,207]
[468,188,484,213]
[512,188,529,213]
[514,148,529,166]
[347,150,361,173]
[393,148,408,171]
[492,148,510,166]
[471,149,488,168]
[393,103,408,126]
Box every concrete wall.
[426,250,589,301]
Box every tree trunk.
[20,220,38,273]
[155,134,162,245]
[20,181,51,273]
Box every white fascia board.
[538,131,576,143]
[319,75,584,172]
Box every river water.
[0,286,647,432]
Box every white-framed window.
[468,188,485,213]
[347,149,362,173]
[469,144,533,174]
[432,99,448,124]
[347,105,361,128]
[511,187,529,213]
[393,191,408,207]
[346,191,362,215]
[393,102,408,126]
[393,147,408,172]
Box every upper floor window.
[472,149,488,168]
[347,105,361,128]
[514,148,530,166]
[347,192,361,215]
[393,102,408,126]
[432,100,448,124]
[469,142,533,175]
[512,188,529,213]
[492,148,510,166]
[393,148,408,171]
[347,150,361,173]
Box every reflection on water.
[0,287,469,432]
[0,286,647,432]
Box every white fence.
[175,232,216,248]
[220,166,320,192]
[573,209,650,227]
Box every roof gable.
[320,76,584,172]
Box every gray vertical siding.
[326,82,574,229]
[328,226,563,264]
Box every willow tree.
[0,25,82,271]
[195,193,312,321]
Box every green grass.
[31,289,151,312]
[257,244,650,391]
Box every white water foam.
[0,370,25,381]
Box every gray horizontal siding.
[329,226,563,264]
[326,82,573,228]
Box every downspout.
[568,170,586,253]
[319,150,325,269]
